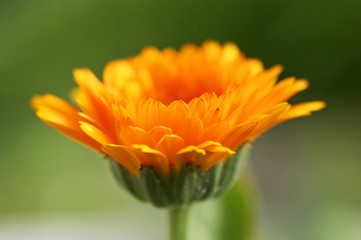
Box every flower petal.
[219,121,259,150]
[102,144,141,175]
[176,116,203,146]
[32,94,102,152]
[119,126,153,146]
[72,68,116,135]
[79,122,113,146]
[132,144,169,176]
[247,102,291,140]
[167,100,190,129]
[31,94,79,118]
[278,101,326,121]
[201,149,235,171]
[200,122,230,143]
[195,141,235,169]
[174,146,206,171]
[136,98,169,130]
[155,134,185,166]
[149,126,173,144]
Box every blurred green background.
[1,0,360,239]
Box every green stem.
[168,205,191,240]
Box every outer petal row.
[31,94,102,152]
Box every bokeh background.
[1,0,360,239]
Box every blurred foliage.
[0,0,360,240]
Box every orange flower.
[31,41,325,177]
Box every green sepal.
[140,167,172,207]
[108,158,146,202]
[197,162,222,200]
[171,164,192,205]
[215,143,250,196]
[108,144,251,207]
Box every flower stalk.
[168,205,191,240]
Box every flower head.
[32,41,324,176]
[31,41,325,206]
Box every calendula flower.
[31,41,325,206]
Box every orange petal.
[149,126,173,144]
[247,102,291,140]
[73,69,116,135]
[219,121,259,150]
[102,144,141,175]
[73,68,104,95]
[202,151,236,171]
[265,77,309,105]
[111,103,134,127]
[155,134,185,166]
[278,101,326,121]
[197,141,234,153]
[103,60,136,91]
[188,97,208,116]
[196,141,235,170]
[202,107,221,128]
[200,122,230,143]
[176,116,203,145]
[78,112,95,123]
[136,98,169,130]
[79,122,113,146]
[258,64,283,88]
[132,144,169,176]
[119,126,153,146]
[225,104,249,125]
[167,100,190,129]
[103,60,153,100]
[220,42,244,66]
[174,146,206,171]
[35,107,101,152]
[31,94,79,118]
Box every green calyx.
[108,144,250,207]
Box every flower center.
[146,70,226,105]
[126,43,245,105]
